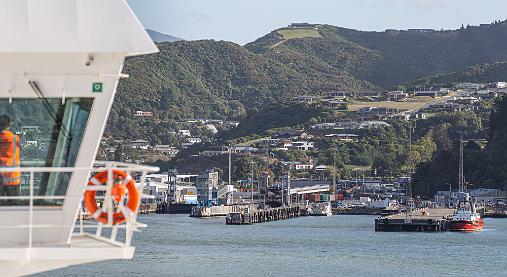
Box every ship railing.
[0,161,159,249]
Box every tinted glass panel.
[0,98,93,206]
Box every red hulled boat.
[448,194,484,232]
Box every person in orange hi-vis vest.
[0,115,21,205]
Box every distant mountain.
[146,29,182,43]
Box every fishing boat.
[448,193,484,232]
[0,0,158,275]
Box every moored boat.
[448,193,484,232]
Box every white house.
[290,141,315,151]
[186,137,202,144]
[178,129,191,137]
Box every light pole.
[250,161,255,205]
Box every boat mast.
[228,146,233,205]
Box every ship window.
[0,98,93,206]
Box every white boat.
[0,0,158,275]
[308,202,332,216]
[448,193,484,232]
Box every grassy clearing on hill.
[278,28,322,40]
[347,97,440,112]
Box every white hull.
[1,234,135,277]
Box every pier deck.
[375,208,454,232]
[226,205,307,225]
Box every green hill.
[106,40,377,141]
[405,62,507,87]
[247,22,507,88]
[107,21,507,144]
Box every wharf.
[226,205,306,225]
[484,206,507,218]
[375,208,454,232]
[190,205,245,217]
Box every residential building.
[290,141,315,151]
[289,23,318,29]
[186,137,202,144]
[359,121,391,129]
[325,133,360,142]
[325,91,348,99]
[295,163,314,171]
[154,144,175,153]
[456,82,483,90]
[205,124,218,134]
[388,91,408,101]
[199,147,228,157]
[294,95,318,104]
[131,139,150,150]
[315,165,328,172]
[495,82,507,89]
[231,146,259,154]
[178,129,191,137]
[321,99,347,109]
[356,91,382,100]
[311,123,336,130]
[134,110,153,117]
[414,90,438,97]
[358,107,407,115]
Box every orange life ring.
[84,170,140,225]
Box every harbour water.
[41,215,507,276]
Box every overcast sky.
[128,0,507,45]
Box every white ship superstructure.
[0,0,158,275]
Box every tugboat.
[448,193,484,232]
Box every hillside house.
[456,83,483,90]
[294,95,318,104]
[414,90,438,97]
[289,23,318,29]
[325,91,348,99]
[185,137,202,144]
[315,165,328,172]
[325,133,360,142]
[477,89,498,99]
[449,96,479,105]
[231,146,259,154]
[199,147,228,157]
[495,82,507,88]
[275,130,300,139]
[390,113,411,121]
[388,91,409,101]
[358,107,408,116]
[311,123,336,130]
[359,121,391,129]
[205,124,218,134]
[131,139,150,150]
[290,141,315,151]
[154,144,174,152]
[335,121,361,130]
[134,111,153,117]
[356,91,382,100]
[321,99,347,109]
[178,129,191,137]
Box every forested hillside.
[413,97,507,195]
[406,62,507,87]
[247,22,507,88]
[106,21,507,144]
